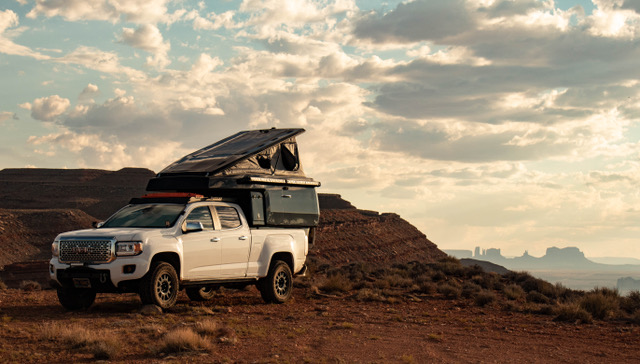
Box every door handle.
[282,194,292,198]
[239,236,249,240]
[210,237,220,242]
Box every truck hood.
[56,227,174,242]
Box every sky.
[2,0,640,259]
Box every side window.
[216,206,242,230]
[185,206,214,230]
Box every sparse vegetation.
[309,257,640,325]
[437,283,461,299]
[474,290,496,307]
[155,327,212,354]
[554,303,593,324]
[503,284,525,301]
[319,273,353,293]
[579,288,620,320]
[19,280,41,291]
[41,323,121,359]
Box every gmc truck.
[49,128,320,310]
[49,193,311,309]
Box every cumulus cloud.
[353,0,475,44]
[80,83,99,97]
[57,46,146,79]
[30,95,71,121]
[0,9,50,59]
[187,10,238,30]
[27,130,186,170]
[0,111,15,123]
[121,24,170,68]
[27,0,172,24]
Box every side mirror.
[92,221,104,228]
[183,221,204,233]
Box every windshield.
[101,204,185,228]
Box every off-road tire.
[185,286,218,301]
[57,287,96,310]
[258,260,293,304]
[139,261,179,309]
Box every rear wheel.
[57,287,96,310]
[258,260,293,304]
[186,286,218,301]
[139,262,179,309]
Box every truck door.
[214,205,252,277]
[181,205,222,279]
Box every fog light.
[123,265,136,274]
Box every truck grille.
[59,239,114,263]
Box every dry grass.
[319,273,353,293]
[437,283,461,299]
[554,303,593,324]
[155,327,212,354]
[0,279,7,290]
[503,284,525,301]
[474,291,496,307]
[41,323,121,359]
[19,280,41,291]
[194,319,220,336]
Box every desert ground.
[0,280,638,364]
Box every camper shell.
[146,128,320,228]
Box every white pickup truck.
[49,194,310,310]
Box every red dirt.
[0,287,637,363]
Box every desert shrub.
[474,290,496,307]
[156,327,211,354]
[463,265,486,280]
[90,340,119,360]
[406,261,434,279]
[520,276,557,298]
[526,291,550,304]
[431,271,446,282]
[319,273,352,293]
[461,282,482,299]
[580,288,620,320]
[631,310,640,325]
[437,283,461,299]
[537,304,555,315]
[503,284,525,301]
[502,301,520,312]
[373,278,391,290]
[19,280,41,291]
[194,320,237,344]
[194,319,220,336]
[554,303,593,324]
[504,271,535,284]
[417,281,436,294]
[621,291,640,314]
[473,272,503,290]
[384,274,414,288]
[434,258,465,277]
[355,288,387,302]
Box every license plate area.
[73,278,92,289]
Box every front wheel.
[139,262,179,309]
[258,260,293,304]
[57,287,96,310]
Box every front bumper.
[49,255,151,291]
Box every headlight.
[115,241,143,256]
[51,240,59,257]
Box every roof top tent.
[146,128,320,227]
